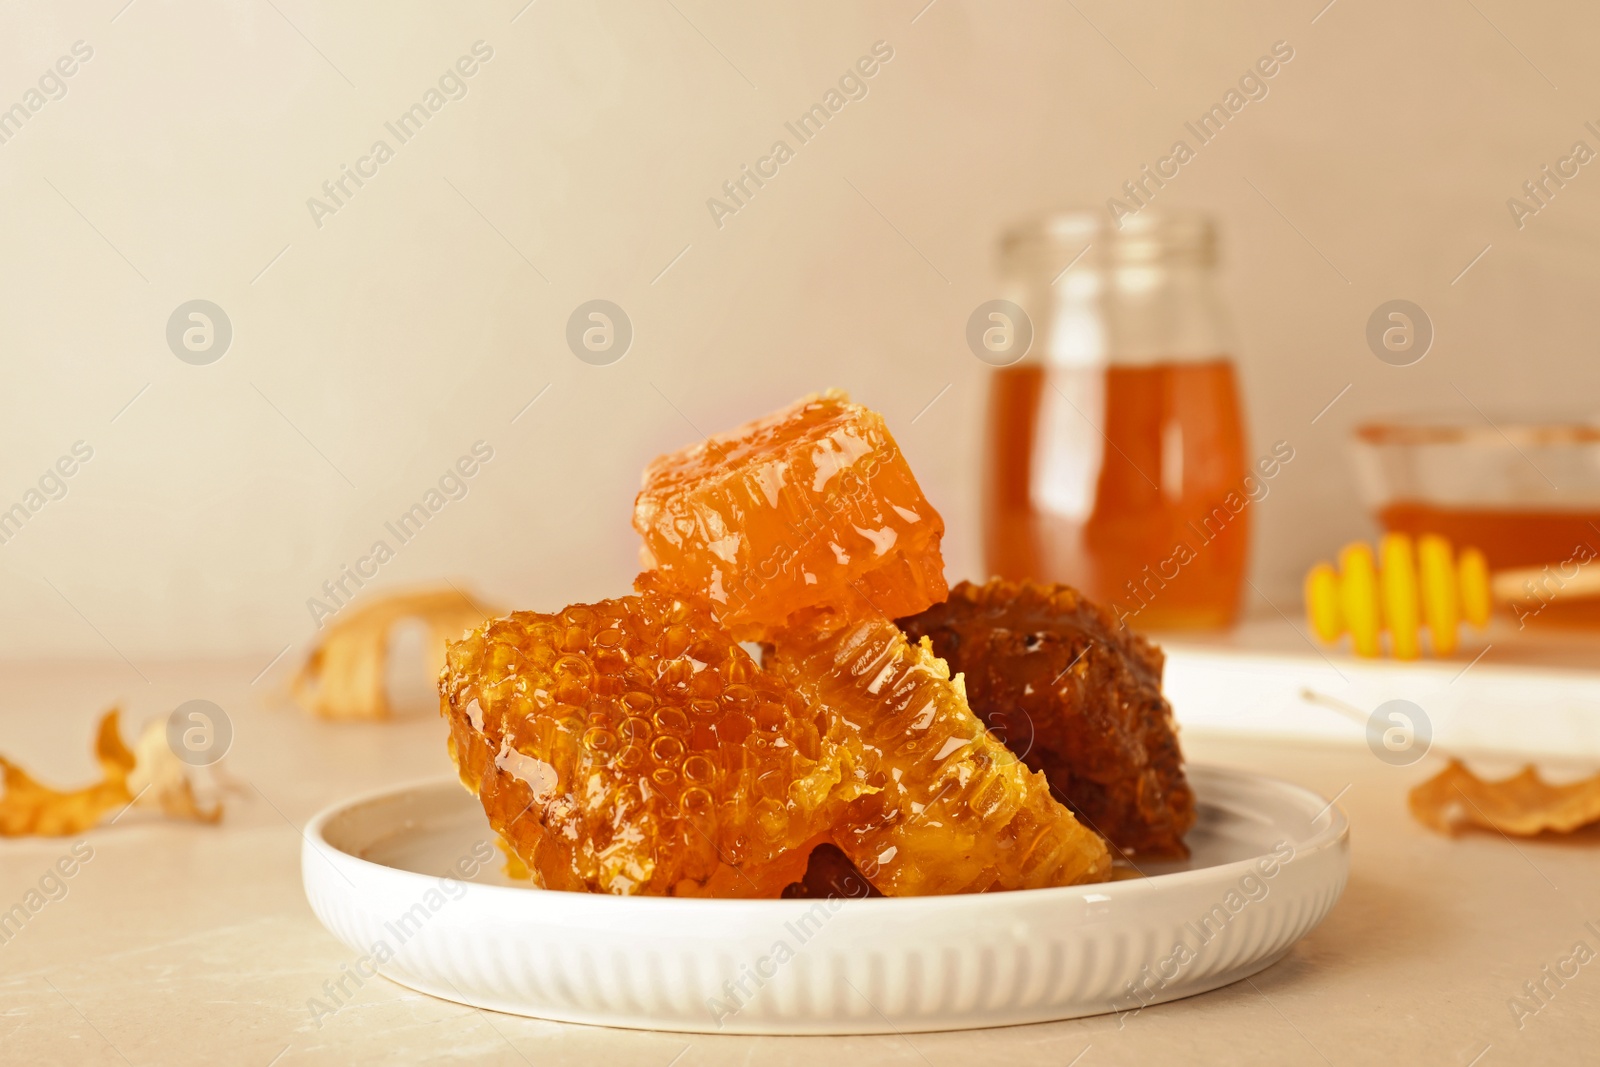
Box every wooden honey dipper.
[1304,532,1600,658]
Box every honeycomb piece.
[439,588,873,897]
[780,842,882,899]
[633,390,947,639]
[899,579,1196,859]
[767,610,1110,894]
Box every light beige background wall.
[1,0,1594,672]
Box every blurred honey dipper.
[1304,533,1600,658]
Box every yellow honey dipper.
[1305,533,1491,658]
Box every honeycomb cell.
[633,390,947,638]
[439,587,873,896]
[766,609,1111,894]
[898,578,1196,859]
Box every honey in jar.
[983,211,1253,630]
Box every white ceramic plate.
[303,766,1348,1035]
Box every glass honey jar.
[984,210,1252,630]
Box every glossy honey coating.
[899,579,1196,859]
[439,589,874,896]
[767,610,1111,894]
[633,390,947,638]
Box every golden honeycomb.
[443,390,1122,898]
[767,610,1111,894]
[633,390,947,638]
[439,586,872,896]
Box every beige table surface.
[2,656,1597,1067]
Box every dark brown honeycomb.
[780,843,882,899]
[898,578,1196,859]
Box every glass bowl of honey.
[1352,415,1600,626]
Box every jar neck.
[1004,261,1234,368]
[998,210,1231,367]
